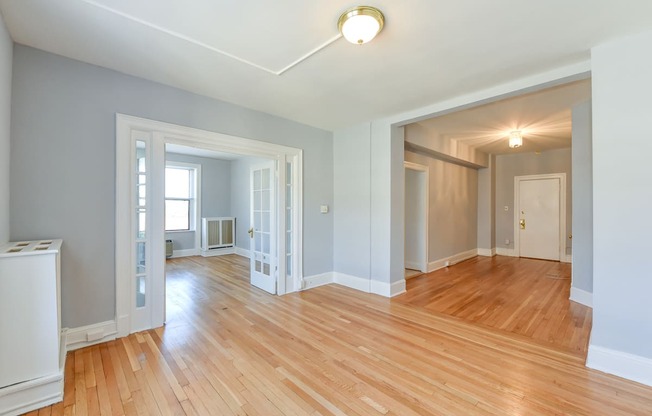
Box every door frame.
[115,114,303,337]
[404,161,429,273]
[513,173,566,261]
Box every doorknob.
[519,219,526,229]
[248,227,254,238]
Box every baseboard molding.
[302,272,334,290]
[477,248,496,257]
[0,372,64,416]
[428,249,478,273]
[65,320,118,351]
[587,345,652,387]
[495,247,517,257]
[562,254,572,263]
[333,272,370,293]
[200,247,235,257]
[170,248,199,258]
[570,287,593,308]
[234,247,250,258]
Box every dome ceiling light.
[338,6,385,45]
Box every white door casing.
[514,173,566,261]
[250,162,276,294]
[116,114,303,337]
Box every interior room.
[2,1,652,415]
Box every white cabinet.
[0,239,64,415]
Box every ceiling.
[410,79,592,155]
[1,1,651,130]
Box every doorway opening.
[116,115,303,337]
[404,161,428,279]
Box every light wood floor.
[395,256,593,355]
[28,255,652,415]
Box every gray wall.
[571,101,593,293]
[0,17,11,243]
[404,168,426,269]
[10,45,333,329]
[333,123,371,279]
[404,150,478,262]
[590,31,652,361]
[477,155,496,251]
[495,148,572,254]
[229,156,270,252]
[165,152,232,251]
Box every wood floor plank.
[30,254,652,415]
[394,255,592,354]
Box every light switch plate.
[320,205,329,214]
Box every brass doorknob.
[248,227,254,238]
[519,219,526,229]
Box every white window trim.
[165,161,201,238]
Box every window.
[165,163,199,231]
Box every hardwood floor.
[28,255,652,415]
[394,256,593,355]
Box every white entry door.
[250,162,276,294]
[517,177,562,261]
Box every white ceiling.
[1,1,651,130]
[411,79,592,155]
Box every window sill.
[165,229,196,234]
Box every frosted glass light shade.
[338,6,385,45]
[509,131,523,148]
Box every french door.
[250,162,276,294]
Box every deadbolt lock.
[519,219,526,229]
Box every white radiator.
[201,217,235,255]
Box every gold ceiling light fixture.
[338,6,385,45]
[508,130,523,148]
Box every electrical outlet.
[504,205,509,211]
[505,239,510,245]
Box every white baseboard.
[330,272,406,298]
[428,249,478,272]
[200,247,235,257]
[333,272,370,293]
[570,287,593,308]
[587,345,652,387]
[302,272,334,290]
[65,320,118,351]
[234,247,250,258]
[477,248,496,257]
[495,247,517,257]
[170,248,199,258]
[0,372,64,416]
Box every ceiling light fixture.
[338,6,385,45]
[509,131,523,148]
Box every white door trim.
[404,161,429,273]
[513,173,566,261]
[116,114,303,337]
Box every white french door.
[250,162,276,294]
[116,115,303,337]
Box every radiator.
[201,217,235,251]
